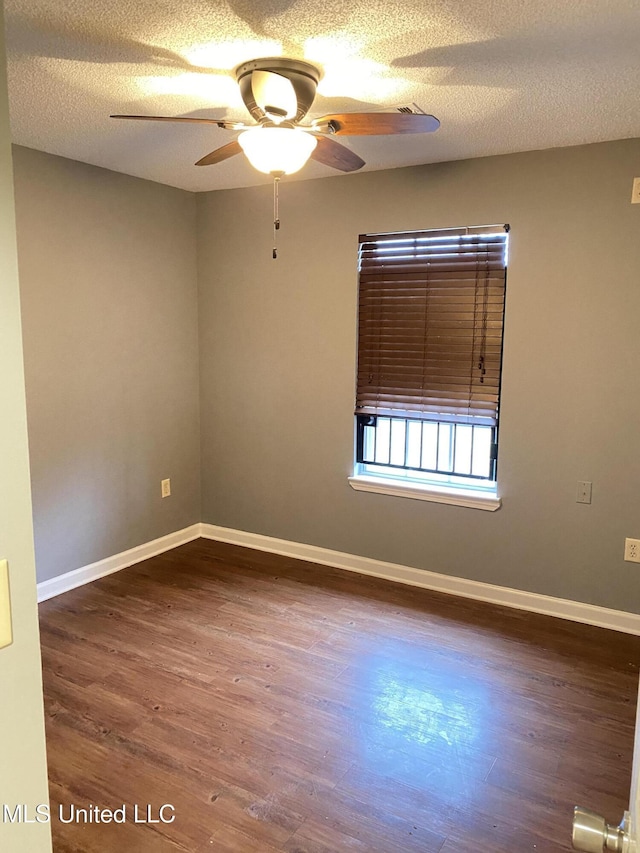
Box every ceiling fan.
[111,57,440,177]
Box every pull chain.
[272,174,281,259]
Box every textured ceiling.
[5,0,640,192]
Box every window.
[351,225,508,509]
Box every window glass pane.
[437,423,453,472]
[406,421,422,468]
[421,422,438,470]
[363,424,376,463]
[374,417,391,464]
[454,425,473,476]
[471,427,492,478]
[390,419,406,467]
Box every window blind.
[356,225,508,427]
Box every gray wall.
[13,147,201,583]
[0,21,52,853]
[12,137,640,613]
[197,138,640,614]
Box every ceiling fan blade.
[111,114,247,130]
[251,70,297,119]
[310,135,365,173]
[195,139,243,167]
[311,112,440,136]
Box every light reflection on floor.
[373,670,479,747]
[358,653,490,802]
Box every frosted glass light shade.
[238,126,317,175]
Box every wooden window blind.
[356,225,508,427]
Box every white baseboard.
[36,524,201,602]
[38,521,640,636]
[200,523,640,636]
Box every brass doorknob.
[572,806,626,852]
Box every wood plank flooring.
[39,538,640,852]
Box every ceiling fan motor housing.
[235,57,321,124]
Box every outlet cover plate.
[632,177,640,204]
[624,538,640,563]
[576,481,592,504]
[0,560,13,649]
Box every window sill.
[348,474,501,511]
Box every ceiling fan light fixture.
[238,126,317,175]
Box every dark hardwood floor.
[39,538,640,852]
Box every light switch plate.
[0,560,13,649]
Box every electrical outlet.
[624,538,640,563]
[632,177,640,204]
[576,481,592,504]
[161,478,171,498]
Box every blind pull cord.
[478,256,490,382]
